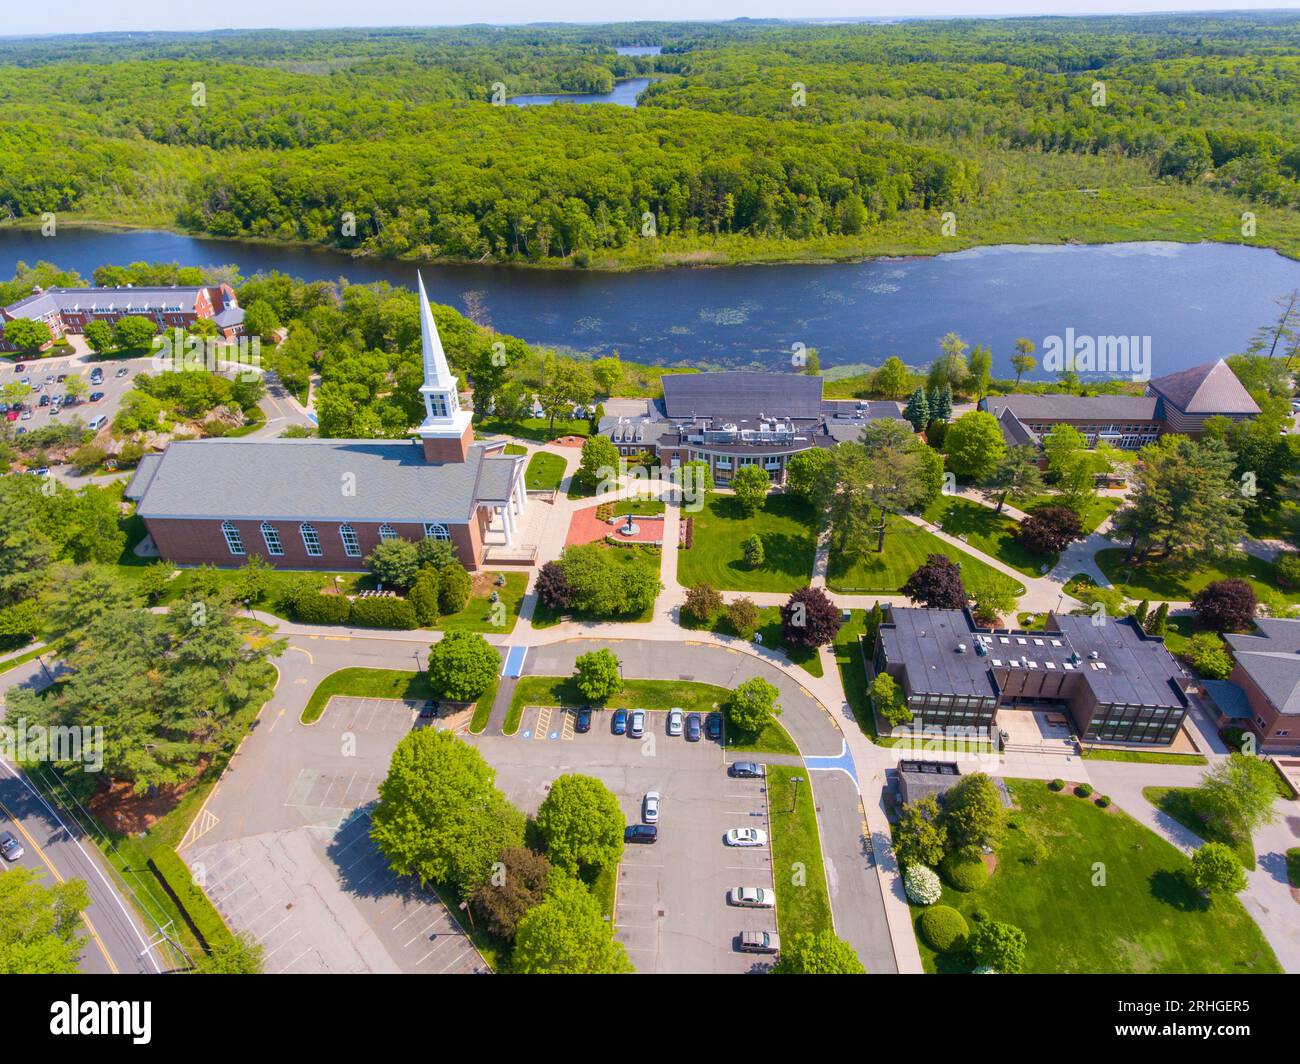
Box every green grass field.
[766,766,834,941]
[677,493,817,593]
[1096,548,1300,604]
[1142,786,1256,870]
[300,667,436,724]
[1081,748,1207,766]
[826,514,1025,599]
[1015,492,1122,535]
[913,780,1279,973]
[923,495,1054,577]
[436,572,527,633]
[477,415,590,443]
[524,451,567,491]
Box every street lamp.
[790,775,805,813]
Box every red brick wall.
[144,514,485,571]
[1229,663,1300,752]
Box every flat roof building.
[873,607,1191,746]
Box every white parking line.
[260,930,301,962]
[253,911,296,944]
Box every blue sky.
[8,3,1300,38]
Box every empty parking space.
[184,693,486,974]
[471,713,783,973]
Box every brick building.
[1201,619,1300,753]
[126,275,526,571]
[1,283,246,351]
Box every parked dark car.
[575,706,592,733]
[624,824,658,844]
[730,761,766,779]
[611,708,628,735]
[38,395,50,407]
[706,712,723,741]
[685,713,702,742]
[88,392,104,402]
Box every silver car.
[729,886,774,908]
[738,930,781,955]
[0,830,24,862]
[643,791,660,824]
[629,709,646,738]
[667,708,683,736]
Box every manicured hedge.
[940,851,990,892]
[294,592,353,625]
[349,596,418,630]
[148,845,236,955]
[1074,783,1094,798]
[919,904,969,953]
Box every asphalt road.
[0,657,165,975]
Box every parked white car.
[629,709,646,738]
[728,886,774,908]
[643,791,660,824]
[667,708,683,736]
[725,827,768,847]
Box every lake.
[615,46,662,56]
[2,227,1298,379]
[509,78,650,108]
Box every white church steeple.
[415,273,474,461]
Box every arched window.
[339,524,361,558]
[423,523,451,541]
[260,522,283,557]
[221,521,245,556]
[378,524,397,541]
[300,523,322,557]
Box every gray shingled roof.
[4,286,207,320]
[123,452,164,501]
[1223,618,1300,714]
[661,371,823,420]
[136,438,514,523]
[982,394,1158,422]
[1147,359,1260,415]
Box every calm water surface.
[3,227,1298,378]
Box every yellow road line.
[0,797,118,974]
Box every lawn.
[913,780,1280,974]
[0,643,45,675]
[524,451,567,492]
[437,572,527,634]
[1015,492,1122,535]
[1142,786,1256,869]
[766,766,834,941]
[477,415,590,443]
[923,495,1055,577]
[1096,548,1300,604]
[831,608,878,739]
[677,492,817,593]
[826,514,1025,600]
[1081,748,1207,766]
[1288,848,1300,889]
[300,667,436,725]
[682,605,824,678]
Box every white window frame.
[423,523,451,541]
[339,524,361,557]
[378,524,397,541]
[221,521,245,556]
[260,522,283,557]
[300,523,322,557]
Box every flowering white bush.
[903,864,942,906]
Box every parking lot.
[471,707,784,973]
[4,351,142,441]
[183,695,484,974]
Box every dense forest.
[2,15,1300,266]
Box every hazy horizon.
[6,3,1300,40]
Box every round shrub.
[1095,795,1111,809]
[1074,783,1094,798]
[940,852,990,893]
[903,864,942,906]
[969,906,990,924]
[919,905,969,953]
[1048,778,1064,792]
